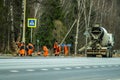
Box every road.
[0,57,120,80]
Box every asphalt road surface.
[0,57,120,80]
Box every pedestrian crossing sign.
[28,18,37,28]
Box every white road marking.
[65,67,72,70]
[26,69,35,72]
[10,70,19,73]
[53,68,61,70]
[40,63,43,64]
[41,69,48,71]
[106,79,111,80]
[93,66,98,68]
[107,65,112,67]
[115,65,119,67]
[75,67,81,69]
[84,66,90,68]
[101,65,105,68]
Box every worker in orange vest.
[43,46,49,57]
[55,45,61,56]
[27,43,34,56]
[53,41,59,56]
[64,45,69,56]
[19,42,26,56]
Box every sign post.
[22,0,26,43]
[28,18,37,42]
[67,44,72,56]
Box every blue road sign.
[28,18,37,28]
[67,44,72,47]
[60,44,72,47]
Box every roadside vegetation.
[0,0,120,54]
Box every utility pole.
[3,0,6,6]
[74,0,80,56]
[10,1,14,42]
[83,0,93,56]
[22,0,26,43]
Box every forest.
[0,0,120,54]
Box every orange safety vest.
[19,43,25,56]
[54,42,59,54]
[54,42,58,49]
[27,43,34,55]
[64,45,68,56]
[43,46,49,57]
[56,46,61,55]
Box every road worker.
[43,46,49,57]
[53,41,59,56]
[19,42,25,56]
[27,43,34,56]
[64,45,69,56]
[55,45,61,56]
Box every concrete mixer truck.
[79,24,114,57]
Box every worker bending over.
[19,42,26,56]
[43,46,49,57]
[54,41,61,56]
[55,45,61,56]
[27,43,34,56]
[53,41,58,55]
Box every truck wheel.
[87,54,92,57]
[87,54,90,57]
[92,54,96,57]
[87,54,96,57]
[102,55,107,57]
